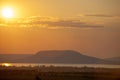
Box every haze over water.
[0,63,120,68]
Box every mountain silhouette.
[0,50,118,64]
[105,57,120,64]
[14,50,108,64]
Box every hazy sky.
[0,0,120,58]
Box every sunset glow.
[0,0,119,58]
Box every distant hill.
[11,50,108,64]
[0,50,118,64]
[105,57,120,64]
[0,54,32,62]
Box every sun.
[1,7,14,18]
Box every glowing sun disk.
[1,7,14,18]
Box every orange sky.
[0,0,120,58]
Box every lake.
[1,63,120,68]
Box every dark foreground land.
[0,66,120,80]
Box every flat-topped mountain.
[14,50,107,64]
[0,50,118,64]
[35,50,84,59]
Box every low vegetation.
[0,66,120,80]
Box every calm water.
[2,63,120,68]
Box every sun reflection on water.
[1,63,12,67]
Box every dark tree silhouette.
[35,75,41,80]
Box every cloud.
[39,19,102,28]
[79,14,120,18]
[0,16,103,29]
